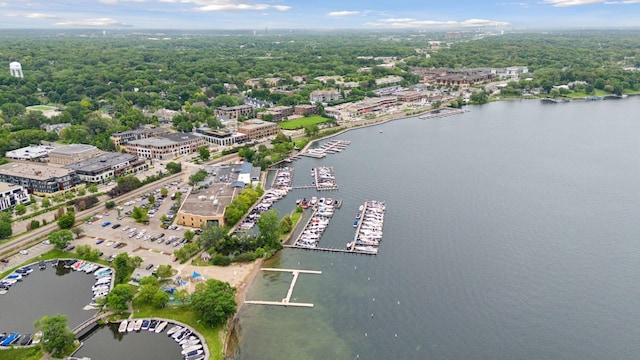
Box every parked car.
[145,263,154,270]
[96,239,104,245]
[111,223,121,229]
[19,250,28,255]
[107,255,116,262]
[0,258,9,263]
[66,245,75,252]
[102,221,111,227]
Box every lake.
[230,97,640,359]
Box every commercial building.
[110,127,170,149]
[309,90,342,104]
[177,163,261,228]
[0,182,29,211]
[0,162,80,194]
[6,145,56,162]
[214,105,254,120]
[196,128,247,146]
[64,153,147,183]
[237,119,280,140]
[124,133,207,160]
[48,144,102,166]
[294,104,318,116]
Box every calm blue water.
[230,97,640,360]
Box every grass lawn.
[26,105,57,111]
[564,89,610,98]
[0,347,42,360]
[132,300,225,360]
[278,115,328,130]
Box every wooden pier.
[244,268,322,308]
[284,244,375,254]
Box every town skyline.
[1,0,640,30]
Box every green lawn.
[132,300,226,360]
[278,115,329,130]
[26,105,58,111]
[0,347,42,360]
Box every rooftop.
[6,145,56,159]
[64,152,139,172]
[0,162,76,181]
[128,132,201,147]
[50,144,98,155]
[0,181,25,193]
[180,183,237,217]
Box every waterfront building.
[196,127,247,146]
[64,152,147,183]
[5,145,56,162]
[0,162,80,194]
[294,104,318,116]
[48,144,102,166]
[0,182,29,211]
[214,105,255,120]
[310,90,342,104]
[177,162,260,228]
[124,133,207,160]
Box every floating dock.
[300,140,351,158]
[313,166,339,191]
[419,108,468,119]
[244,268,322,308]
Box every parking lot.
[78,183,196,272]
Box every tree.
[105,200,116,209]
[198,146,211,161]
[57,211,76,229]
[107,284,134,311]
[14,203,27,216]
[257,209,282,250]
[34,314,75,357]
[174,288,190,304]
[151,290,170,308]
[304,124,319,137]
[184,229,195,242]
[41,197,51,208]
[156,264,173,279]
[190,279,237,327]
[160,187,169,198]
[131,206,149,224]
[49,229,73,249]
[0,212,11,239]
[198,225,226,251]
[138,277,160,304]
[188,169,208,185]
[166,162,182,174]
[148,194,156,205]
[71,226,84,238]
[87,184,98,193]
[279,214,293,234]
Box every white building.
[5,145,56,162]
[9,62,23,79]
[0,182,29,211]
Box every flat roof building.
[0,182,29,211]
[0,162,80,194]
[64,152,147,183]
[237,119,280,140]
[6,145,56,162]
[48,144,102,166]
[214,105,255,120]
[110,127,170,149]
[125,132,207,160]
[177,162,261,228]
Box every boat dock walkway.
[72,311,114,336]
[244,268,322,308]
[300,139,351,158]
[419,108,469,119]
[283,244,373,254]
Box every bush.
[211,253,231,266]
[232,252,256,263]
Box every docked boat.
[148,320,158,332]
[19,334,32,346]
[141,320,150,331]
[184,349,204,357]
[118,320,128,333]
[127,320,136,332]
[1,333,21,346]
[155,321,168,333]
[6,273,22,281]
[31,331,42,345]
[166,325,181,336]
[181,344,203,355]
[134,319,143,331]
[72,261,86,271]
[185,354,205,360]
[38,261,46,270]
[172,328,188,340]
[95,277,111,285]
[95,268,112,277]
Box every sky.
[1,0,640,30]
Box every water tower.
[9,62,23,78]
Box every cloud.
[546,0,640,5]
[55,18,132,27]
[0,2,8,7]
[25,13,60,19]
[188,0,290,11]
[328,11,360,17]
[366,17,509,28]
[496,2,530,7]
[99,0,147,3]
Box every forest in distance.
[0,29,640,156]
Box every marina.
[300,139,351,159]
[347,200,386,255]
[292,197,339,249]
[418,108,469,119]
[312,166,339,190]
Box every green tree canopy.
[49,229,73,249]
[57,211,76,229]
[107,283,134,311]
[190,279,237,327]
[34,314,75,357]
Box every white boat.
[31,331,43,345]
[155,321,168,333]
[166,325,181,336]
[95,277,111,285]
[127,320,136,332]
[93,286,110,293]
[118,320,128,333]
[94,268,112,277]
[181,344,203,355]
[134,319,143,331]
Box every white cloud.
[25,13,60,19]
[55,18,132,27]
[100,0,147,3]
[0,2,8,7]
[179,0,290,11]
[541,0,609,6]
[367,17,509,28]
[328,11,360,17]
